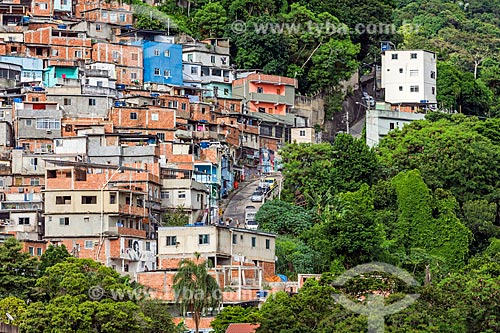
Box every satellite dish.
[6,312,14,321]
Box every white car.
[246,220,258,230]
[251,190,264,202]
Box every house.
[43,159,161,277]
[142,39,183,86]
[91,42,143,86]
[182,39,233,97]
[226,323,260,333]
[232,73,297,115]
[381,49,437,112]
[160,177,209,224]
[0,56,43,83]
[14,101,63,152]
[365,102,425,148]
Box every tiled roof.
[226,323,260,333]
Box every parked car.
[251,189,264,202]
[264,177,277,189]
[246,220,259,230]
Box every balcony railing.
[193,174,218,184]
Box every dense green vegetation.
[0,240,182,333]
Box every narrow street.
[221,173,282,227]
[222,178,262,226]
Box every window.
[96,81,103,87]
[266,239,270,249]
[232,234,237,244]
[410,53,417,59]
[251,237,256,248]
[178,191,186,199]
[224,88,229,95]
[164,50,170,57]
[0,179,4,188]
[199,234,210,245]
[161,191,169,199]
[131,53,138,61]
[191,66,198,74]
[30,178,39,186]
[230,104,235,111]
[32,97,39,102]
[110,13,117,22]
[130,112,138,120]
[181,103,187,111]
[112,51,120,59]
[157,132,165,142]
[151,113,159,121]
[410,85,419,92]
[299,130,306,137]
[391,53,398,59]
[154,68,160,76]
[119,14,126,22]
[110,192,116,204]
[36,248,42,256]
[56,196,71,204]
[430,71,436,79]
[145,241,151,251]
[59,217,69,226]
[409,69,419,77]
[154,49,160,56]
[399,68,403,73]
[187,54,193,62]
[399,86,403,91]
[213,86,219,96]
[258,107,265,113]
[166,236,177,246]
[74,50,82,58]
[390,122,395,130]
[257,87,263,93]
[64,98,71,105]
[89,98,96,106]
[36,119,60,130]
[164,70,170,77]
[84,240,94,249]
[81,196,97,204]
[96,24,101,31]
[211,55,216,63]
[29,247,34,255]
[52,49,59,56]
[30,157,37,166]
[19,217,30,225]
[84,217,90,223]
[38,3,48,9]
[168,100,178,108]
[432,87,435,95]
[102,11,107,18]
[130,72,137,80]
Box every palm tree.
[173,255,222,333]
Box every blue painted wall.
[43,66,78,87]
[143,41,183,86]
[203,82,232,98]
[0,56,43,82]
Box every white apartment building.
[381,50,437,110]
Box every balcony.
[175,129,192,139]
[0,164,10,175]
[119,203,146,217]
[248,92,292,106]
[193,174,218,184]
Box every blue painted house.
[143,41,183,86]
[203,82,232,99]
[53,0,72,13]
[0,56,43,82]
[43,66,79,87]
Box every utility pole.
[346,110,349,134]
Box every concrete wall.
[365,109,425,148]
[291,127,314,144]
[381,50,437,105]
[48,94,111,118]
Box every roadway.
[221,173,282,227]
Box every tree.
[140,299,184,333]
[255,200,316,236]
[173,257,222,333]
[0,238,38,300]
[193,2,227,38]
[163,205,190,226]
[275,236,325,278]
[0,296,26,325]
[211,306,260,333]
[38,244,71,276]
